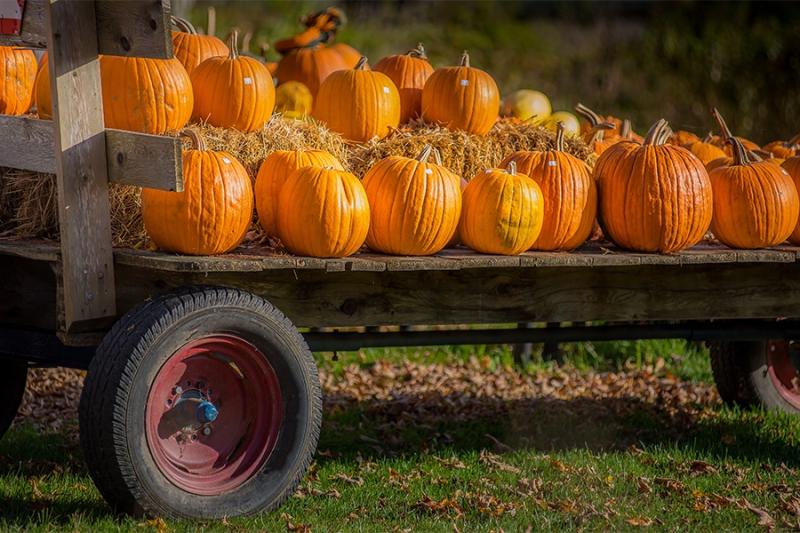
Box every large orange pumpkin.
[274,45,349,97]
[421,51,499,136]
[277,166,370,257]
[0,46,36,115]
[781,157,800,244]
[709,136,799,249]
[500,123,596,250]
[595,119,713,253]
[255,149,344,237]
[171,16,229,75]
[33,52,51,119]
[100,56,193,134]
[373,43,434,124]
[191,31,274,132]
[459,162,544,255]
[363,145,462,255]
[312,57,400,143]
[142,129,253,255]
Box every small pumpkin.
[576,103,622,141]
[255,149,343,237]
[373,43,434,124]
[500,122,596,251]
[275,80,313,119]
[595,119,713,253]
[781,157,800,244]
[501,89,551,122]
[763,135,800,160]
[685,133,727,165]
[312,56,400,143]
[459,162,544,255]
[142,129,253,255]
[421,51,500,136]
[101,55,193,134]
[191,30,275,132]
[33,52,51,119]
[171,16,229,75]
[277,166,370,257]
[274,45,349,97]
[363,145,462,255]
[709,136,799,249]
[541,111,581,137]
[670,130,701,146]
[0,45,37,115]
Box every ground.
[2,340,799,532]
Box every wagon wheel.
[79,287,322,518]
[709,340,800,413]
[0,360,28,439]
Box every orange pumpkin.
[274,45,349,97]
[763,135,800,159]
[710,136,799,249]
[421,51,499,136]
[191,31,274,132]
[500,123,596,250]
[575,103,621,141]
[0,46,36,115]
[100,56,193,134]
[329,42,362,68]
[459,162,544,255]
[595,119,713,253]
[171,16,229,75]
[781,157,800,244]
[275,81,313,119]
[255,149,343,237]
[685,134,727,165]
[363,145,462,255]
[312,56,400,143]
[142,129,253,255]
[33,52,51,119]
[277,166,370,257]
[373,43,434,124]
[670,130,701,146]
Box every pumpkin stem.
[711,108,734,142]
[728,136,752,166]
[702,131,714,143]
[241,31,253,53]
[460,50,470,68]
[432,148,443,166]
[227,29,240,59]
[355,56,369,70]
[506,161,517,175]
[181,128,207,151]
[657,124,673,146]
[752,148,773,160]
[588,122,615,145]
[554,121,566,152]
[574,103,602,128]
[171,16,197,35]
[408,43,427,59]
[788,133,800,148]
[207,5,217,37]
[417,145,433,163]
[643,119,670,146]
[621,119,631,139]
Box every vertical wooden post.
[47,0,116,332]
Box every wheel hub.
[767,340,800,409]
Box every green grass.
[2,341,798,531]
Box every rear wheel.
[710,340,800,413]
[79,287,322,518]
[0,360,28,439]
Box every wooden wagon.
[2,0,800,520]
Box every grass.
[1,341,799,531]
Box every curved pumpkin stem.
[227,29,240,60]
[702,131,714,143]
[355,56,368,70]
[728,136,752,166]
[432,148,443,166]
[574,103,602,128]
[711,108,734,142]
[588,122,615,145]
[460,50,470,68]
[751,148,773,160]
[621,119,631,140]
[408,43,427,59]
[643,119,670,146]
[171,16,197,35]
[207,6,217,37]
[181,128,208,151]
[554,121,566,152]
[241,31,253,53]
[416,145,433,163]
[657,123,673,146]
[506,160,517,175]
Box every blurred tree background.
[176,0,800,143]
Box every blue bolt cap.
[197,400,219,423]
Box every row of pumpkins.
[142,112,800,258]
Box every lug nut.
[203,427,212,436]
[173,386,183,395]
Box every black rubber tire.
[709,340,800,413]
[0,360,28,439]
[79,287,322,519]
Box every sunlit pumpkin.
[763,135,800,160]
[710,136,798,249]
[142,129,253,255]
[421,51,500,136]
[312,56,400,143]
[595,119,713,253]
[0,45,36,115]
[541,111,581,137]
[781,157,800,244]
[275,81,313,119]
[330,42,362,68]
[277,166,370,257]
[501,89,551,122]
[576,103,621,141]
[363,145,462,255]
[255,149,343,237]
[171,16,228,75]
[100,55,193,134]
[33,52,51,119]
[500,122,596,250]
[685,134,727,165]
[191,30,274,132]
[274,45,349,97]
[459,162,544,255]
[670,130,701,146]
[373,43,434,124]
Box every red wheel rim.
[767,340,800,409]
[145,335,283,496]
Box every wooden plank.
[0,239,60,261]
[1,0,173,58]
[48,0,116,331]
[0,116,55,173]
